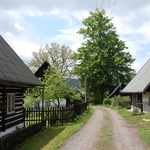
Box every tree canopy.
[71,9,135,104]
[29,43,75,76]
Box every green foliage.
[24,87,42,108]
[71,9,135,104]
[24,66,83,108]
[111,95,130,108]
[28,43,75,75]
[70,90,82,102]
[103,95,130,109]
[103,98,112,105]
[44,68,69,104]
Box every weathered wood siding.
[142,92,150,113]
[0,88,3,131]
[131,93,143,112]
[0,87,24,132]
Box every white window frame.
[7,93,15,114]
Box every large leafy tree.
[72,9,135,104]
[29,43,75,76]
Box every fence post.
[41,87,44,121]
[43,116,47,127]
[23,107,25,127]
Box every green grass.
[140,128,150,147]
[95,114,113,150]
[104,115,111,121]
[17,106,93,150]
[95,125,113,150]
[100,125,113,150]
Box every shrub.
[111,95,130,109]
[103,98,112,105]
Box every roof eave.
[121,90,143,94]
[0,81,43,88]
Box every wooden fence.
[0,102,88,150]
[0,122,43,150]
[24,102,88,127]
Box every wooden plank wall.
[0,87,24,132]
[0,87,3,131]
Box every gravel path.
[59,106,147,150]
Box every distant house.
[0,35,42,137]
[34,61,50,78]
[35,61,81,90]
[122,59,150,113]
[108,83,127,98]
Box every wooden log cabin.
[122,59,150,113]
[0,35,42,137]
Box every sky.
[1,0,150,73]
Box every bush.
[111,95,130,109]
[103,98,112,105]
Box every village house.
[108,83,127,98]
[0,35,42,137]
[122,59,150,113]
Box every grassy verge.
[95,115,113,150]
[99,125,112,150]
[106,106,150,148]
[17,106,93,150]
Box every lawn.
[17,106,93,150]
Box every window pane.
[12,95,15,111]
[7,93,15,114]
[8,99,11,112]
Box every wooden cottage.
[108,83,127,98]
[0,35,42,137]
[122,59,150,113]
[34,61,50,78]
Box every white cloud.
[14,23,25,31]
[72,11,89,21]
[1,0,150,72]
[138,21,150,43]
[132,57,149,73]
[44,27,84,52]
[11,39,40,61]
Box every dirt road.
[59,106,147,150]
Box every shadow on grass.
[17,126,66,150]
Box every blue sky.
[0,0,150,73]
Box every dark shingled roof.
[108,83,126,98]
[0,35,42,87]
[35,61,50,78]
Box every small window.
[7,93,15,114]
